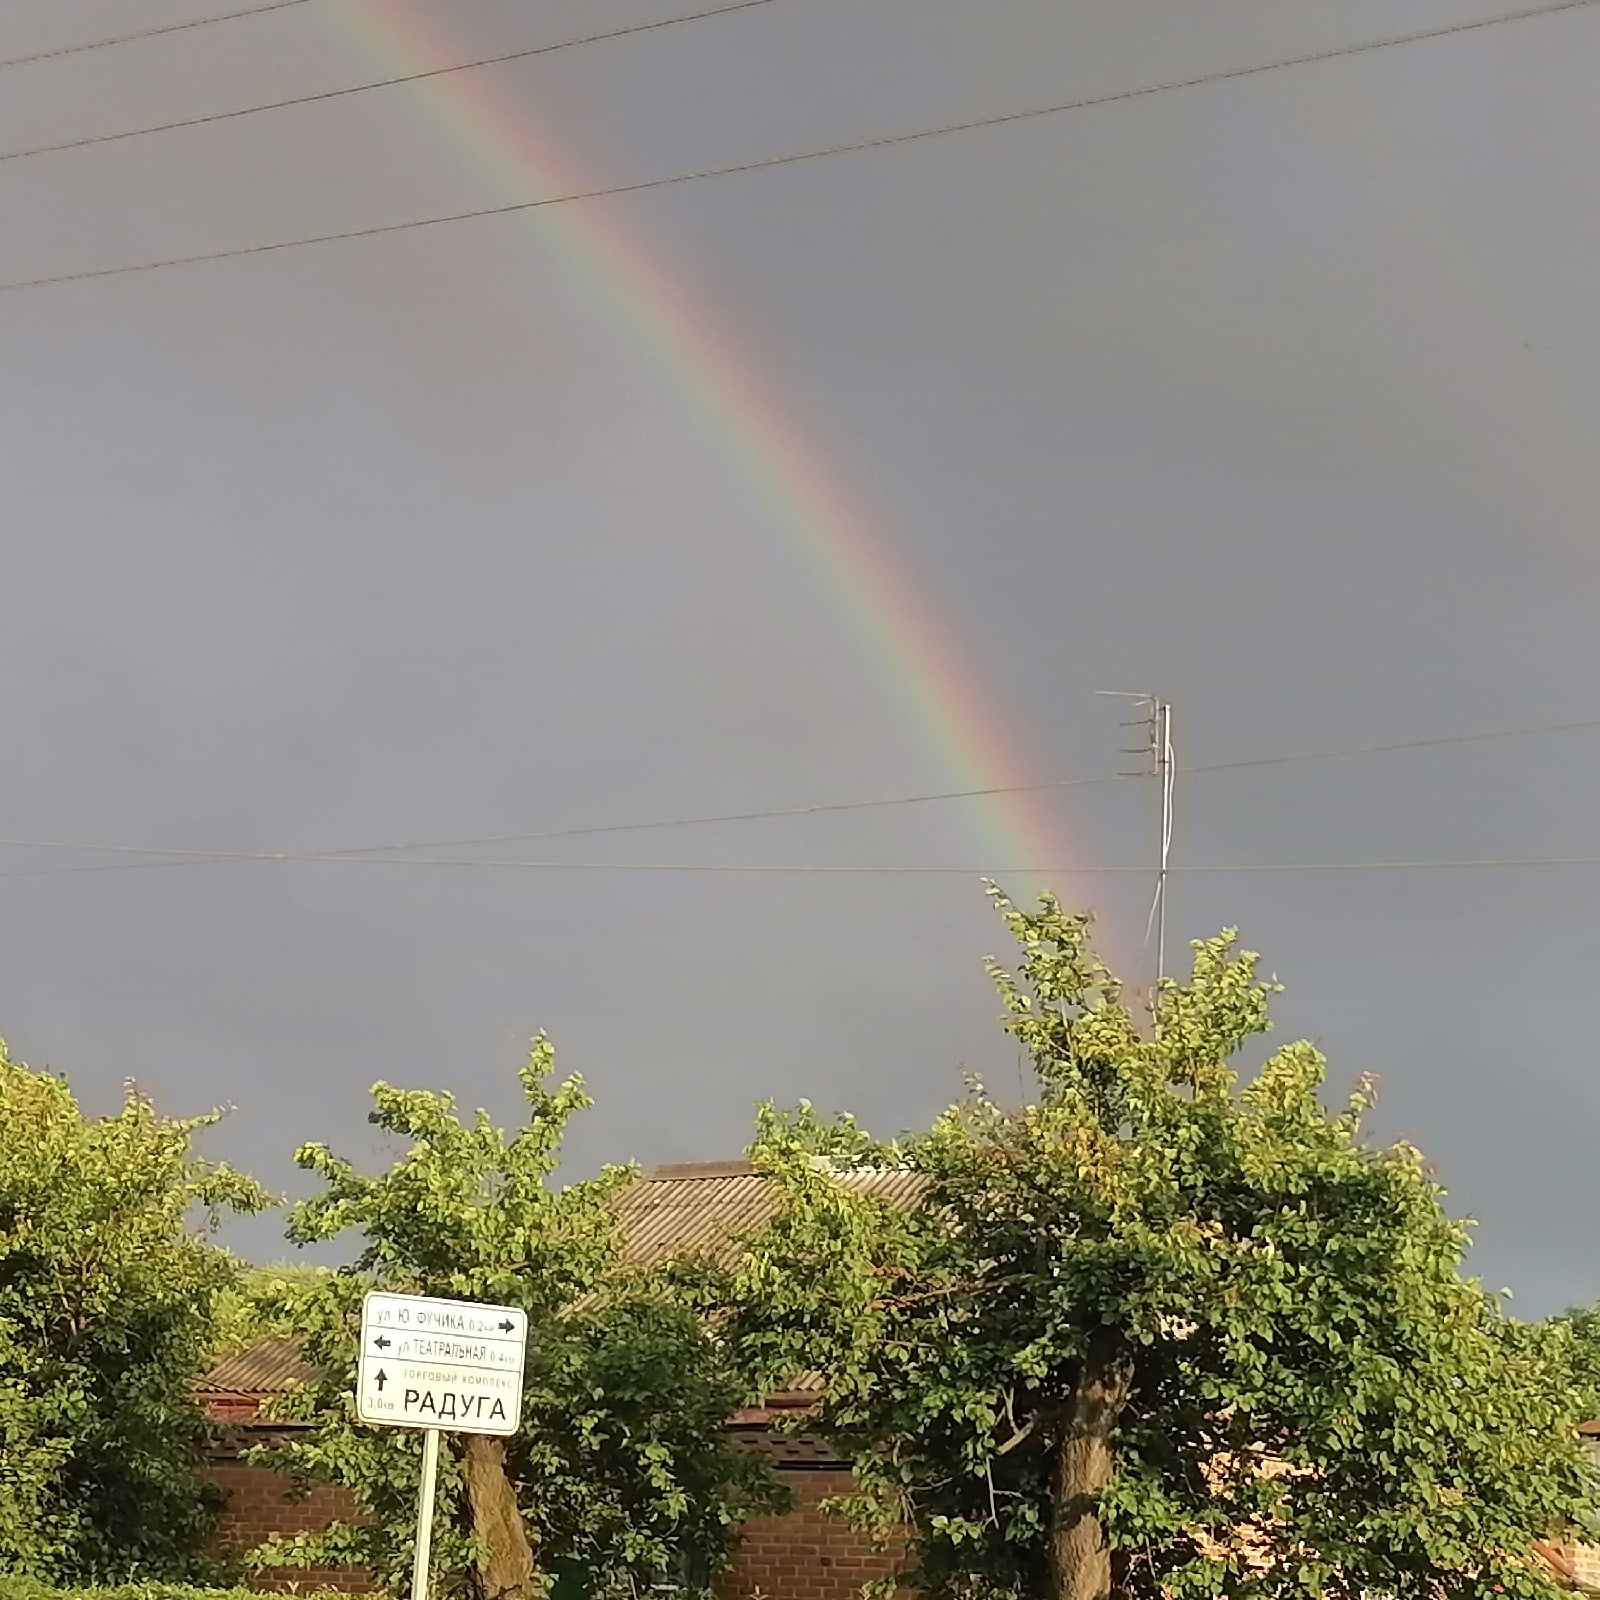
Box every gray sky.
[3,0,1599,1311]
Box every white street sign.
[357,1292,527,1437]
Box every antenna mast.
[1098,691,1176,1016]
[1154,698,1174,988]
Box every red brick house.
[200,1160,1600,1598]
[199,1161,910,1599]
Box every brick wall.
[1573,1542,1600,1592]
[721,1468,903,1600]
[206,1450,370,1594]
[1546,1538,1600,1593]
[205,1444,898,1600]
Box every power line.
[1170,857,1600,874]
[2,711,1599,876]
[0,769,1132,865]
[0,0,311,73]
[325,713,1600,856]
[2,0,1594,295]
[10,851,1600,882]
[262,771,1138,858]
[1182,714,1600,780]
[0,0,785,167]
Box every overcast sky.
[3,0,1599,1311]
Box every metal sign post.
[356,1292,530,1600]
[411,1426,441,1600]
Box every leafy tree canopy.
[727,892,1592,1600]
[1549,1304,1600,1424]
[208,1262,333,1360]
[0,1042,266,1581]
[254,1039,782,1600]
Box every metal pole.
[1156,700,1174,991]
[412,1427,441,1600]
[1096,689,1174,1034]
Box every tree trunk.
[461,1433,537,1600]
[1049,1329,1134,1600]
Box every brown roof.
[198,1159,923,1401]
[616,1158,924,1269]
[196,1336,316,1397]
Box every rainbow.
[317,0,1093,904]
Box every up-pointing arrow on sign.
[374,1369,388,1391]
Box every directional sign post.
[357,1292,529,1600]
[359,1291,528,1435]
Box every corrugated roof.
[199,1159,924,1400]
[195,1336,315,1396]
[617,1158,925,1269]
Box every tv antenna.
[1097,691,1175,1005]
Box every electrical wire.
[10,852,1600,882]
[0,0,786,166]
[3,712,1599,877]
[1169,857,1600,874]
[2,0,1594,295]
[0,769,1133,863]
[0,0,311,72]
[1181,714,1600,780]
[333,713,1600,858]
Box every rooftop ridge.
[645,1159,757,1179]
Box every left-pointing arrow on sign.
[374,1335,391,1350]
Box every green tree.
[0,1041,267,1580]
[1551,1304,1600,1423]
[255,1039,782,1600]
[1541,1305,1600,1542]
[208,1262,332,1360]
[727,892,1591,1600]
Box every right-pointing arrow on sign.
[498,1319,515,1333]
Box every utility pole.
[1099,692,1176,1020]
[1153,698,1174,992]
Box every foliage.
[0,1042,268,1582]
[253,1038,783,1600]
[1551,1303,1600,1424]
[207,1262,332,1360]
[726,892,1593,1600]
[1543,1304,1600,1538]
[0,1583,294,1600]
